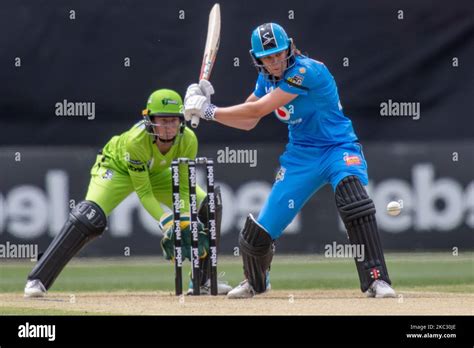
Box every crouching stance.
[24,89,231,297]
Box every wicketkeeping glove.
[159,212,210,262]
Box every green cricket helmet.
[142,89,185,143]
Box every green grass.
[1,252,472,293]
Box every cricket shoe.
[366,280,396,298]
[24,279,47,298]
[186,278,233,296]
[226,279,272,299]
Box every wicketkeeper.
[24,89,231,297]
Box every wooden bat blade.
[192,3,221,129]
[199,3,221,81]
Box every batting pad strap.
[337,198,375,223]
[239,234,272,257]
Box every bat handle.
[191,115,200,128]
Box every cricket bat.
[191,3,221,128]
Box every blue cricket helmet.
[250,23,291,59]
[249,23,296,81]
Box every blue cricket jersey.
[254,55,358,147]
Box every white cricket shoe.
[226,279,271,299]
[187,278,233,296]
[24,279,47,298]
[366,280,396,298]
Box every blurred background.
[1,0,473,257]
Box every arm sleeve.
[279,63,320,96]
[125,139,164,221]
[253,74,267,98]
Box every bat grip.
[191,115,200,128]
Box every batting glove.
[184,83,203,121]
[199,79,215,99]
[184,95,217,122]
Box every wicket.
[171,157,218,296]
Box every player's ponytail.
[291,41,302,56]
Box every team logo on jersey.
[102,169,114,180]
[287,74,304,86]
[299,67,306,74]
[274,106,291,121]
[343,152,361,166]
[275,167,286,182]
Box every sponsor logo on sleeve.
[287,74,304,86]
[127,158,143,165]
[128,164,146,172]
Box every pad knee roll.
[335,176,391,292]
[70,200,107,237]
[239,214,273,293]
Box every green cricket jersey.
[99,120,198,220]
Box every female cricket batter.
[24,89,230,297]
[184,23,396,298]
